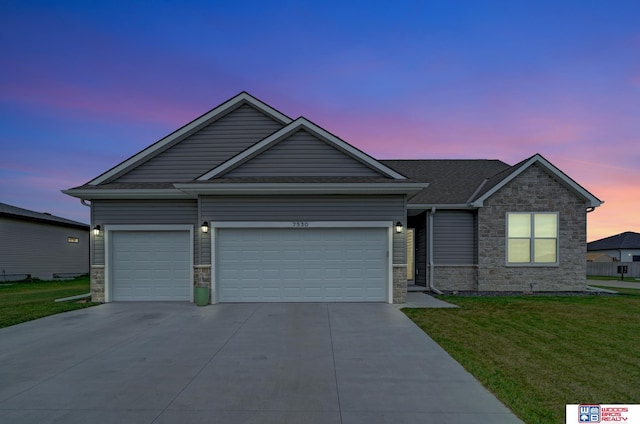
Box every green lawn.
[403,294,640,424]
[0,276,98,328]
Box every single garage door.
[111,231,191,301]
[217,227,387,302]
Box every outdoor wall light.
[201,221,209,233]
[93,225,101,236]
[395,221,403,234]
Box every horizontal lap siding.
[226,130,381,177]
[433,211,476,265]
[115,105,283,182]
[0,218,89,280]
[201,195,406,265]
[92,200,198,265]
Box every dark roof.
[587,232,640,251]
[381,160,511,204]
[0,202,89,230]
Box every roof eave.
[471,154,603,208]
[174,182,428,196]
[86,92,293,186]
[62,189,195,200]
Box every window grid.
[507,212,558,265]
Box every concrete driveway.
[0,303,522,423]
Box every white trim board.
[197,117,408,181]
[88,92,292,186]
[470,154,603,208]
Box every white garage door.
[111,231,191,301]
[217,227,388,302]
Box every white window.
[507,213,558,265]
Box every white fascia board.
[88,92,292,186]
[62,189,194,200]
[197,117,408,181]
[174,182,428,196]
[470,154,603,208]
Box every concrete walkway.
[0,302,521,423]
[396,291,459,308]
[587,279,640,290]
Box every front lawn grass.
[403,294,640,424]
[0,276,98,328]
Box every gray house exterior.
[64,92,602,304]
[0,202,89,281]
[588,232,640,262]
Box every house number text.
[292,221,309,228]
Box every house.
[63,92,602,304]
[0,202,89,281]
[587,232,640,262]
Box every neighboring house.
[63,92,602,304]
[586,253,615,262]
[0,202,89,281]
[587,232,640,262]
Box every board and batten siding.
[433,210,477,265]
[200,195,406,266]
[92,200,198,265]
[226,130,381,177]
[0,218,89,280]
[114,104,284,183]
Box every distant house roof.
[588,232,640,251]
[0,202,88,230]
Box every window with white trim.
[507,213,558,264]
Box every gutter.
[428,207,443,295]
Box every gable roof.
[88,92,292,186]
[381,159,510,205]
[588,232,640,251]
[0,202,88,230]
[198,117,407,180]
[468,154,602,208]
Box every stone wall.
[431,265,478,291]
[477,164,589,292]
[392,265,407,304]
[194,265,212,304]
[90,265,105,302]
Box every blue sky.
[1,0,639,240]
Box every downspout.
[428,207,443,295]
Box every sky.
[1,0,638,242]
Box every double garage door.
[217,228,388,302]
[110,227,388,302]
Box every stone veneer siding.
[194,265,212,303]
[477,164,589,291]
[393,265,407,304]
[430,265,478,291]
[90,265,105,302]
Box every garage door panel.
[111,231,190,301]
[217,228,387,302]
